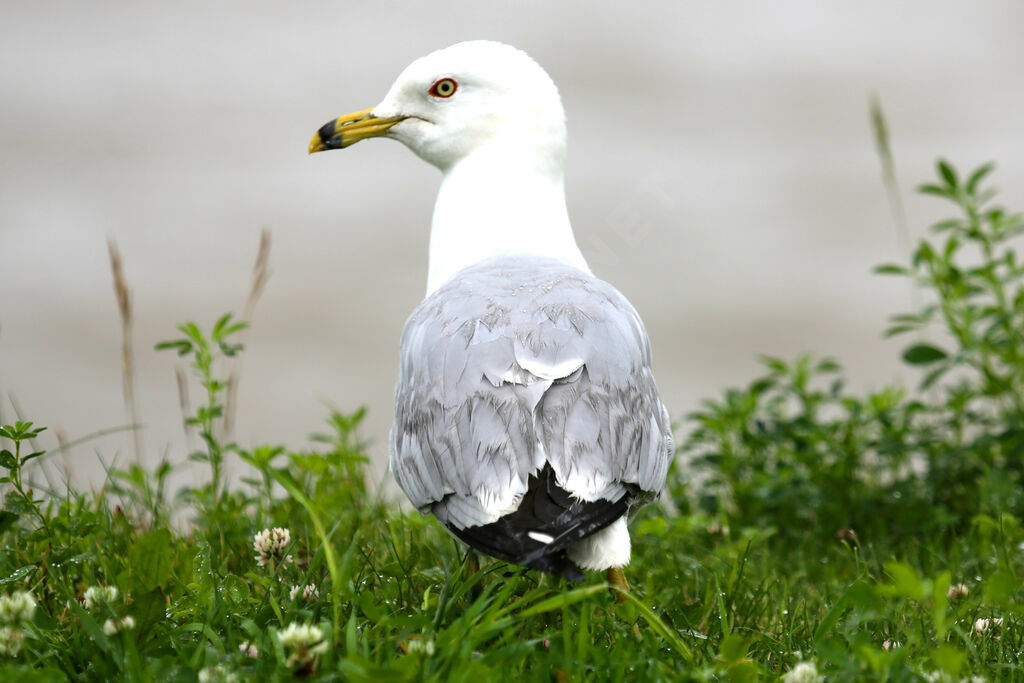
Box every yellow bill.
[308,108,406,153]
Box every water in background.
[1,1,1022,493]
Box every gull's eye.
[429,78,458,98]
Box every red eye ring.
[429,78,458,98]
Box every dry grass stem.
[54,427,74,485]
[175,366,194,451]
[107,239,144,464]
[870,96,911,255]
[224,229,272,438]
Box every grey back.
[390,255,673,531]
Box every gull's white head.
[310,41,567,173]
[310,41,590,293]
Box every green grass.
[1,159,1023,682]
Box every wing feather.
[390,255,673,533]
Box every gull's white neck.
[426,141,590,295]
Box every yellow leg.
[606,567,630,604]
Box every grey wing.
[389,257,673,533]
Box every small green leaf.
[212,312,234,340]
[846,580,884,611]
[878,562,925,600]
[223,574,250,608]
[984,570,1018,603]
[932,645,965,676]
[224,322,248,335]
[67,598,111,652]
[943,236,960,259]
[931,218,962,233]
[913,241,938,266]
[219,342,245,357]
[0,565,35,587]
[12,422,34,437]
[816,358,840,373]
[0,450,15,469]
[884,325,916,338]
[718,634,748,664]
[933,570,950,639]
[129,528,173,591]
[4,493,34,515]
[814,583,852,643]
[759,355,788,374]
[873,264,909,276]
[0,511,18,535]
[965,162,995,194]
[357,590,384,623]
[179,321,203,343]
[918,183,954,199]
[345,611,359,658]
[902,344,948,365]
[937,159,958,188]
[155,339,192,356]
[22,450,45,463]
[181,622,226,651]
[921,364,951,390]
[726,660,760,682]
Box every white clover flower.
[238,640,259,658]
[972,617,1003,635]
[253,528,293,568]
[0,591,37,625]
[706,522,729,536]
[83,585,120,611]
[102,615,136,636]
[0,626,25,657]
[783,661,823,683]
[947,583,969,600]
[198,663,239,683]
[405,638,435,656]
[277,622,328,668]
[289,584,320,602]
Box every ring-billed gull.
[309,41,673,587]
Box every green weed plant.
[0,162,1021,681]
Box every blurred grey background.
[2,1,1023,491]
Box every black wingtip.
[528,552,586,583]
[445,465,630,581]
[452,525,586,582]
